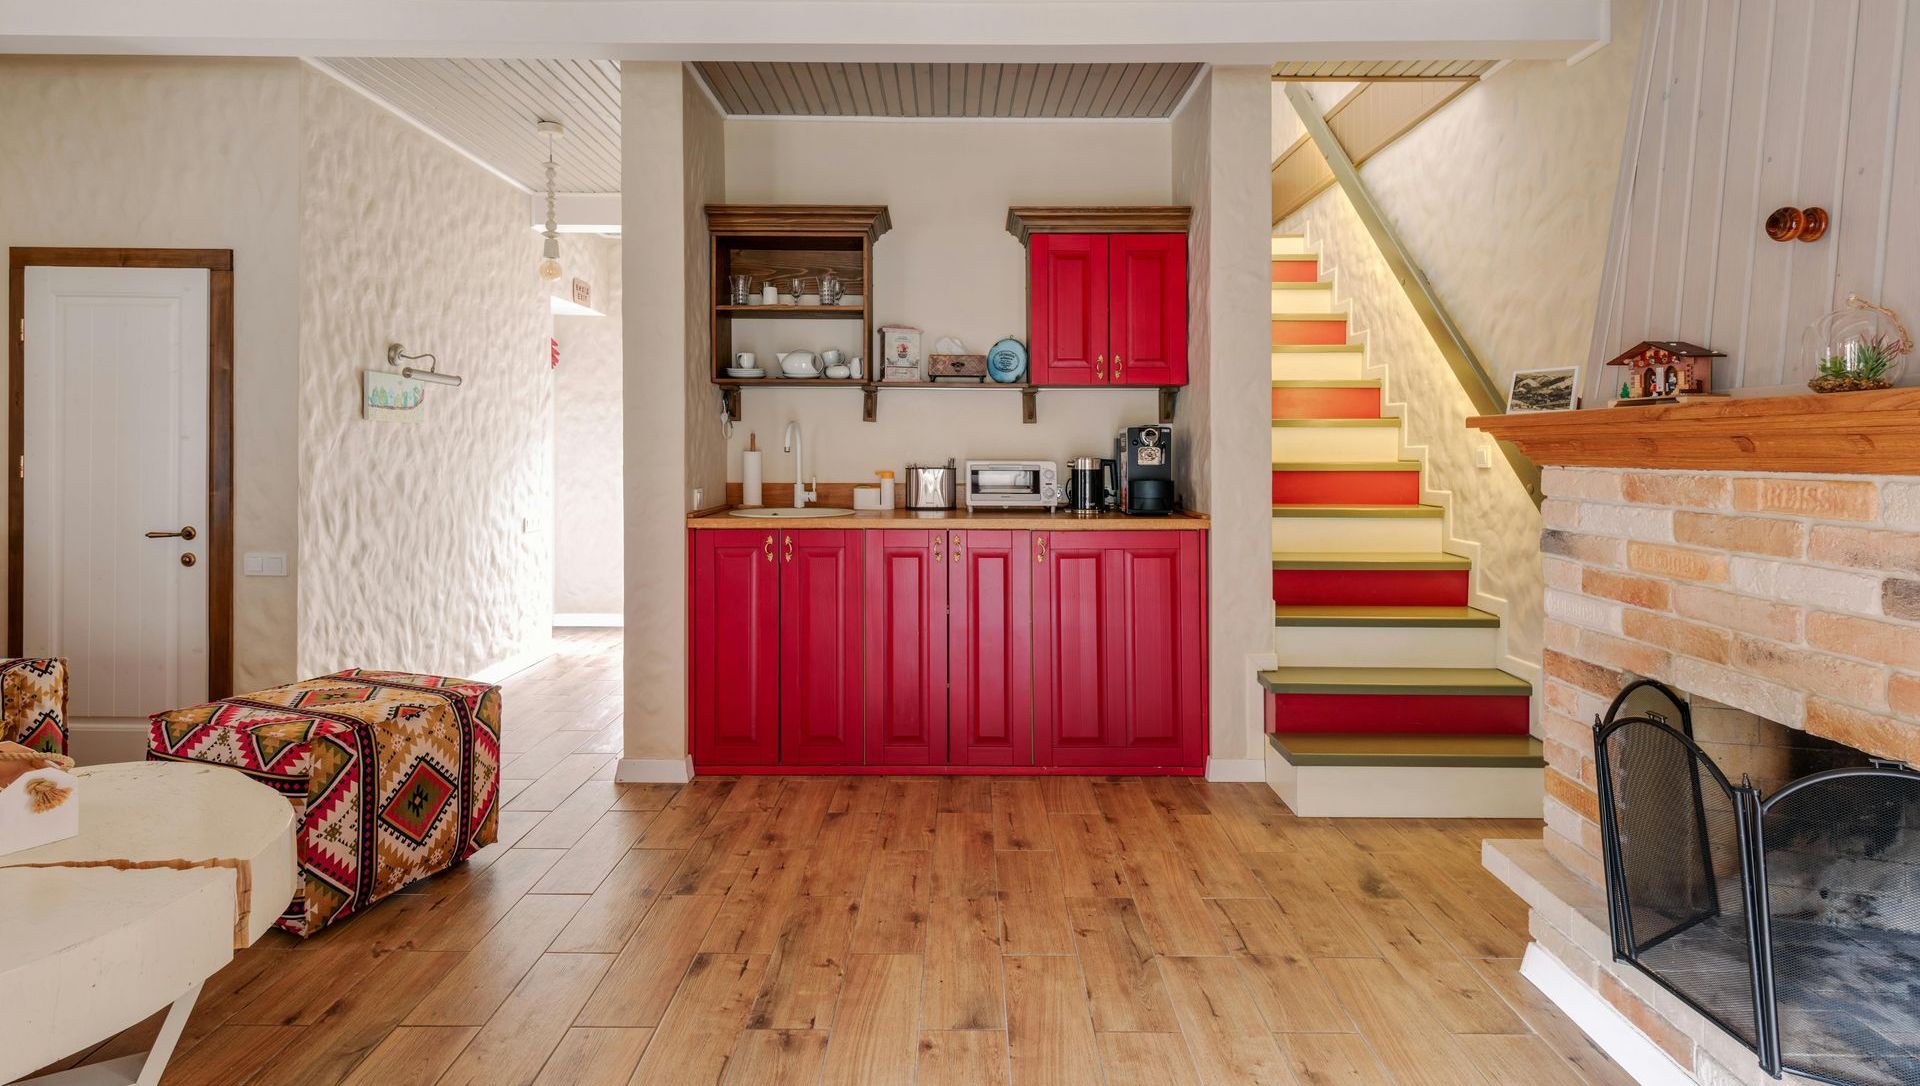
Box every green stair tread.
[1259,666,1532,697]
[1269,504,1441,519]
[1272,379,1381,388]
[1271,418,1397,429]
[1271,551,1470,570]
[1271,460,1419,472]
[1268,732,1544,768]
[1273,604,1500,627]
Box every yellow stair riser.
[1271,623,1500,669]
[1271,426,1401,463]
[1270,285,1340,315]
[1272,515,1443,553]
[1271,351,1367,382]
[1266,750,1544,819]
[1270,235,1314,257]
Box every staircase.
[1261,234,1542,818]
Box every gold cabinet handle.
[1036,536,1048,563]
[932,534,944,562]
[146,526,197,540]
[1114,356,1123,381]
[1093,355,1105,381]
[764,534,774,562]
[783,536,795,563]
[951,533,962,563]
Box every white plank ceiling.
[1272,59,1498,80]
[692,62,1203,118]
[314,60,1206,194]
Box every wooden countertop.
[689,507,1209,530]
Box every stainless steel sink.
[727,507,857,519]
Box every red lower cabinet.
[1033,531,1206,770]
[948,530,1034,767]
[779,529,864,765]
[864,530,948,765]
[690,529,781,766]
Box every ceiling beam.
[0,0,1609,63]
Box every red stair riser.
[1272,470,1419,505]
[1271,386,1380,419]
[1266,692,1531,736]
[1272,260,1318,283]
[1272,319,1349,347]
[1272,568,1469,607]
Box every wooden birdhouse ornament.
[1604,341,1725,406]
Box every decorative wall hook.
[1765,206,1829,242]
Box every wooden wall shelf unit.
[1467,389,1920,474]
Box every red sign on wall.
[550,337,560,370]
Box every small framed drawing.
[363,370,426,422]
[1508,366,1579,413]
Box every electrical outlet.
[243,552,288,577]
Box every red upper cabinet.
[948,530,1034,768]
[1028,234,1109,385]
[1109,234,1188,386]
[779,529,864,766]
[1032,531,1205,770]
[864,530,948,766]
[690,529,781,766]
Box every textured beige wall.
[1174,68,1275,768]
[623,62,725,768]
[1276,5,1642,683]
[553,234,623,616]
[719,119,1170,480]
[297,68,554,678]
[0,56,302,692]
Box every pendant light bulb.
[536,120,565,282]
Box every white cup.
[734,352,757,369]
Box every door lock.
[180,553,198,567]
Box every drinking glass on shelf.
[728,275,752,305]
[820,273,844,306]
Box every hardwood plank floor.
[55,628,1625,1085]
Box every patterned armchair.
[0,658,68,756]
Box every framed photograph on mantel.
[1508,366,1579,413]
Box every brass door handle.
[932,534,944,562]
[1037,536,1048,563]
[951,533,962,563]
[1114,356,1124,381]
[764,534,774,562]
[1094,355,1105,381]
[783,536,795,563]
[146,526,197,540]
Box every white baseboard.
[471,639,558,685]
[68,720,152,766]
[553,613,623,628]
[616,757,694,784]
[1520,945,1694,1086]
[1205,757,1264,782]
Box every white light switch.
[1474,445,1494,469]
[244,552,288,577]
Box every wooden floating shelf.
[715,305,866,318]
[1467,388,1920,474]
[715,377,1178,426]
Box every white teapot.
[777,350,821,378]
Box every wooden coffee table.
[0,761,297,1085]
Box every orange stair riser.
[1266,692,1531,735]
[1272,260,1318,284]
[1272,319,1349,347]
[1272,568,1469,607]
[1272,386,1381,419]
[1272,470,1419,505]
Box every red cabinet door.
[948,530,1033,767]
[690,529,780,766]
[1029,233,1109,385]
[1109,233,1188,386]
[1032,531,1205,769]
[864,530,947,765]
[780,529,864,765]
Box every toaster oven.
[964,460,1061,510]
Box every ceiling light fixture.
[536,119,565,281]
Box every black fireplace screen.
[1595,681,1920,1086]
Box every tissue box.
[0,760,78,858]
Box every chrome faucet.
[783,421,818,509]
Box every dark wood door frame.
[7,247,235,699]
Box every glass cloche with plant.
[1803,295,1912,393]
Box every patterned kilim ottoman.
[146,670,500,937]
[0,658,69,755]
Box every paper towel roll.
[742,450,763,507]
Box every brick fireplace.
[1469,391,1920,1086]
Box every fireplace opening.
[1595,680,1920,1086]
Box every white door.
[23,266,210,752]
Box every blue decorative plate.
[988,336,1028,383]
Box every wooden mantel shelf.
[1467,389,1920,475]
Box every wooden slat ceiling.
[692,62,1204,118]
[318,58,622,192]
[1272,59,1498,80]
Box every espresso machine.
[1115,425,1177,515]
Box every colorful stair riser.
[1272,469,1421,505]
[1271,568,1470,607]
[1271,385,1381,418]
[1271,258,1319,283]
[1264,691,1531,735]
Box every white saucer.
[726,367,767,378]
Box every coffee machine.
[1115,425,1176,515]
